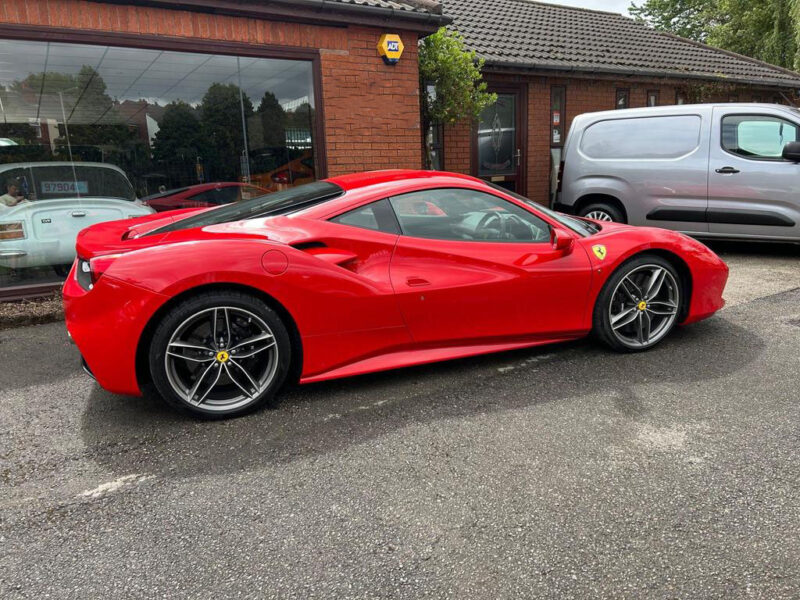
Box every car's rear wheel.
[149,291,291,418]
[579,202,624,223]
[594,255,682,352]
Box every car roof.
[326,169,484,191]
[0,161,128,174]
[574,102,799,122]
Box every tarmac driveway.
[1,241,799,599]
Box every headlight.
[0,221,25,240]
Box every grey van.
[555,103,800,241]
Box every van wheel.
[579,203,624,223]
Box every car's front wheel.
[148,291,292,418]
[594,255,682,352]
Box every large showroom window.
[0,38,319,288]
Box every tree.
[152,101,203,163]
[256,91,287,148]
[199,83,253,180]
[630,0,800,70]
[629,0,713,42]
[418,27,497,167]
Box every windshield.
[148,180,344,235]
[488,183,596,237]
[1,164,136,202]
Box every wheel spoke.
[230,332,275,351]
[169,341,214,352]
[224,308,232,346]
[187,362,216,403]
[644,268,666,300]
[224,364,254,399]
[611,306,639,330]
[166,351,214,364]
[211,309,219,347]
[233,340,277,359]
[647,300,678,316]
[229,358,260,393]
[195,364,223,405]
[637,311,651,343]
[621,277,642,301]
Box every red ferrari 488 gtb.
[63,170,728,418]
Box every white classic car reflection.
[0,162,154,271]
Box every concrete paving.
[1,241,799,599]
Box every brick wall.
[0,0,425,177]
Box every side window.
[330,198,400,234]
[190,186,239,205]
[389,188,550,243]
[721,115,798,159]
[580,115,701,160]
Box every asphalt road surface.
[2,242,799,599]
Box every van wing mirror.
[782,141,800,162]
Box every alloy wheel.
[584,210,614,222]
[164,306,279,413]
[608,264,679,348]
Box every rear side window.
[580,115,702,159]
[721,115,798,159]
[330,198,399,234]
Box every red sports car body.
[63,170,728,417]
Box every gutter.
[482,59,800,90]
[99,0,451,31]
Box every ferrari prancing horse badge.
[592,244,607,260]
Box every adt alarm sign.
[377,34,404,65]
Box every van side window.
[721,115,798,160]
[579,115,701,160]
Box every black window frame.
[720,113,800,162]
[329,198,400,234]
[615,88,630,110]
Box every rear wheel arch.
[575,194,628,223]
[135,282,303,393]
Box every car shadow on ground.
[80,313,765,481]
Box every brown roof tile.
[443,0,800,87]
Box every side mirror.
[782,141,800,162]
[551,228,574,252]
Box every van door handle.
[406,276,430,287]
[71,210,87,217]
[715,166,740,174]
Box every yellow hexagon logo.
[377,33,404,65]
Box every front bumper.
[63,265,168,396]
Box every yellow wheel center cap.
[638,301,648,311]
[216,350,230,363]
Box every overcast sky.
[543,0,632,16]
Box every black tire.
[593,254,682,353]
[578,202,625,223]
[148,290,292,419]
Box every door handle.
[71,210,87,217]
[406,276,430,287]
[715,166,740,174]
[515,149,522,167]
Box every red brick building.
[439,0,800,205]
[0,0,446,185]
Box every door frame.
[471,82,528,196]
